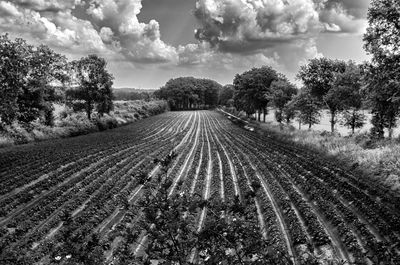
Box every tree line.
[156,0,399,139]
[0,34,114,128]
[155,77,221,110]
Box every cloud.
[0,0,179,64]
[320,0,370,19]
[317,0,369,33]
[86,0,178,63]
[12,0,82,12]
[193,0,369,54]
[0,1,21,17]
[0,3,112,59]
[194,0,322,53]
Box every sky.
[0,0,371,88]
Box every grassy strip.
[0,100,168,148]
[218,108,400,196]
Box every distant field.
[0,110,399,264]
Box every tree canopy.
[270,79,298,123]
[363,0,400,138]
[0,34,68,126]
[156,77,222,110]
[289,88,321,130]
[67,54,114,119]
[233,66,285,121]
[219,84,234,106]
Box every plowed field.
[1,110,399,264]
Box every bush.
[94,115,118,131]
[354,132,375,149]
[4,123,34,144]
[0,135,14,148]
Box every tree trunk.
[388,123,393,139]
[86,101,92,119]
[298,120,301,130]
[257,109,261,121]
[308,122,312,130]
[263,108,266,122]
[330,110,336,133]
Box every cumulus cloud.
[193,0,369,54]
[317,0,369,33]
[0,1,21,17]
[0,3,112,59]
[12,0,82,12]
[0,0,180,64]
[86,0,178,63]
[194,0,322,53]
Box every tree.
[340,111,367,135]
[0,35,32,125]
[233,66,279,121]
[333,62,366,134]
[297,58,346,133]
[270,79,297,124]
[219,84,234,106]
[0,34,68,126]
[200,79,221,107]
[70,55,114,119]
[363,0,400,138]
[290,89,321,129]
[24,44,68,125]
[157,77,222,110]
[282,104,297,125]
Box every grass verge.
[0,100,168,148]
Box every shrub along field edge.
[0,100,168,148]
[218,108,400,197]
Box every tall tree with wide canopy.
[334,62,366,134]
[270,79,298,124]
[233,66,279,121]
[0,34,68,126]
[363,0,400,138]
[290,88,321,130]
[219,84,234,106]
[157,77,222,110]
[69,54,114,119]
[0,35,31,125]
[297,57,346,133]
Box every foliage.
[156,77,222,110]
[290,89,321,129]
[0,34,67,126]
[340,110,367,135]
[363,0,400,138]
[219,84,234,106]
[282,104,297,125]
[133,177,292,265]
[51,220,105,265]
[69,54,114,119]
[233,66,281,120]
[270,79,297,124]
[297,58,347,132]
